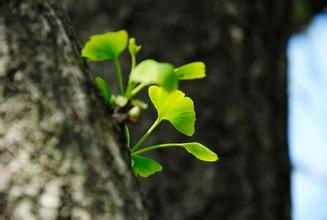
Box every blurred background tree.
[63,0,293,219]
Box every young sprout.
[81,30,218,178]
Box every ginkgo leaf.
[174,62,206,80]
[182,142,218,162]
[132,142,218,163]
[95,77,112,104]
[81,30,128,61]
[149,86,195,136]
[130,59,178,91]
[131,155,163,178]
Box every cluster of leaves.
[82,30,218,177]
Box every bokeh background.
[60,0,325,219]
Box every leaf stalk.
[131,118,161,152]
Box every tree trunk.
[63,0,292,219]
[0,1,148,219]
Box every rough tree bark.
[0,1,148,219]
[64,0,292,219]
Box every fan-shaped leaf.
[81,30,128,61]
[182,142,218,162]
[149,86,195,136]
[174,62,206,80]
[131,155,163,178]
[130,59,178,91]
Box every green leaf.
[132,142,218,163]
[131,155,163,178]
[174,62,206,80]
[128,38,142,56]
[130,59,178,91]
[95,77,112,104]
[149,86,195,136]
[81,30,128,61]
[182,142,218,162]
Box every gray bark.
[64,0,292,219]
[0,1,148,219]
